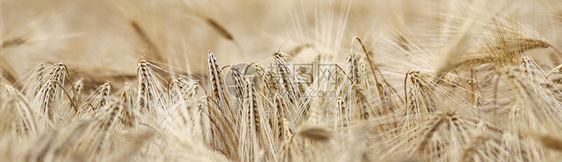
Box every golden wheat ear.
[136,60,168,117]
[76,82,112,117]
[207,51,234,119]
[118,82,136,127]
[31,63,72,123]
[168,74,200,104]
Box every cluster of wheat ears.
[3,0,562,161]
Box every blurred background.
[1,0,560,89]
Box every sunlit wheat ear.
[352,85,373,120]
[239,76,269,161]
[279,117,299,162]
[207,51,233,119]
[475,18,551,67]
[273,51,298,102]
[520,57,553,91]
[1,84,38,137]
[439,17,551,77]
[401,71,436,128]
[136,60,167,115]
[228,65,250,127]
[358,58,373,88]
[246,62,268,89]
[227,65,245,101]
[119,82,136,127]
[264,70,279,98]
[169,74,199,103]
[345,52,360,85]
[77,82,112,116]
[485,17,551,56]
[136,60,150,114]
[379,81,401,116]
[33,63,68,122]
[199,96,239,159]
[273,95,290,139]
[167,75,200,128]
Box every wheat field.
[2,0,562,161]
